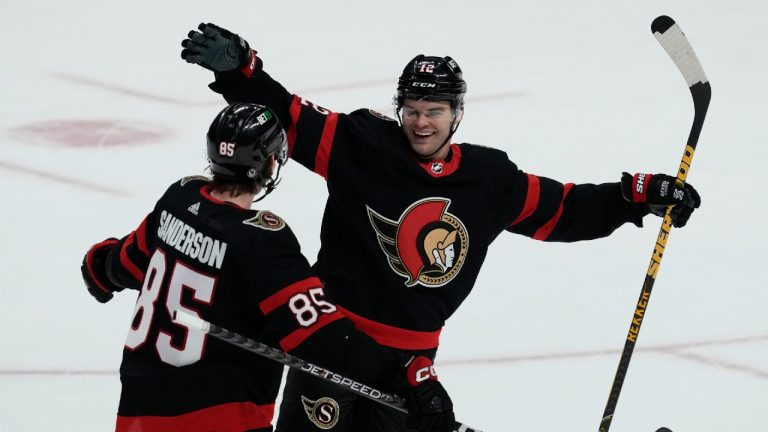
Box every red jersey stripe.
[135,217,149,256]
[279,311,345,352]
[120,232,145,282]
[116,401,274,432]
[259,276,323,315]
[337,306,442,350]
[509,174,541,226]
[286,96,302,156]
[533,183,575,240]
[314,112,339,179]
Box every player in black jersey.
[80,103,455,432]
[180,24,702,432]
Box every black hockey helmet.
[206,103,287,188]
[395,55,467,109]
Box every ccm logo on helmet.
[411,82,437,88]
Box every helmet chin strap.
[253,159,284,202]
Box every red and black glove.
[404,356,455,432]
[621,172,701,228]
[81,238,122,303]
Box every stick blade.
[651,15,709,89]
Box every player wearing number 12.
[80,103,455,432]
[180,23,703,432]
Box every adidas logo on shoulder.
[187,202,201,216]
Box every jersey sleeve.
[499,158,649,242]
[208,61,347,180]
[245,225,402,391]
[103,212,156,290]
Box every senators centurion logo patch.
[301,396,340,429]
[242,211,286,231]
[367,198,468,288]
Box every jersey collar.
[415,144,462,178]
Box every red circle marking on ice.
[8,119,172,148]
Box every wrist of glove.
[181,23,259,77]
[621,172,701,228]
[403,356,455,432]
[81,238,123,303]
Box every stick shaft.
[173,311,484,432]
[599,16,711,432]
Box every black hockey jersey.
[97,177,399,432]
[210,64,649,351]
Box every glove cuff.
[621,172,653,203]
[239,49,260,78]
[83,239,121,302]
[405,355,437,387]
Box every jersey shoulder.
[348,108,400,131]
[457,143,519,172]
[242,210,289,233]
[236,209,300,251]
[162,175,211,197]
[343,108,407,150]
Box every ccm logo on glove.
[406,356,437,386]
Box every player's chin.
[410,145,436,158]
[408,139,439,157]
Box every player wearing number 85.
[80,103,455,432]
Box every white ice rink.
[2,1,766,431]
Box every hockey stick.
[598,16,711,432]
[172,310,483,432]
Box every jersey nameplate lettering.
[157,210,228,269]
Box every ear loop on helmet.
[253,155,284,202]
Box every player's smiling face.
[401,99,459,160]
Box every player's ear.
[453,107,464,125]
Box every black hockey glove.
[403,356,455,432]
[621,172,701,228]
[81,238,123,303]
[181,23,257,74]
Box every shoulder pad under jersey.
[366,109,397,122]
[179,175,211,187]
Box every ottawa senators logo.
[367,198,468,288]
[301,396,340,429]
[242,211,286,231]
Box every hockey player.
[80,103,455,432]
[180,24,702,432]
